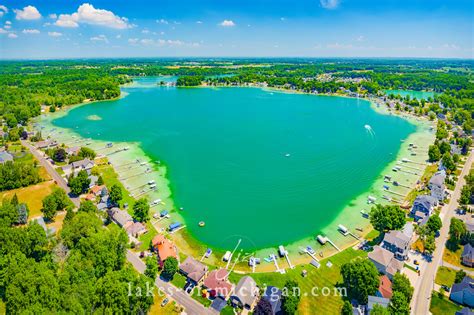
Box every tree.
[79,147,96,159]
[341,300,353,315]
[428,145,441,162]
[68,170,90,196]
[426,215,442,234]
[109,184,123,205]
[144,256,159,280]
[455,269,467,283]
[424,234,436,255]
[42,194,58,221]
[392,273,414,303]
[370,204,406,232]
[254,298,273,315]
[17,203,29,225]
[370,304,390,315]
[449,218,467,248]
[442,153,456,174]
[161,257,178,280]
[97,175,104,186]
[53,148,67,163]
[341,259,379,304]
[282,280,300,315]
[78,200,97,213]
[133,198,150,222]
[389,291,410,315]
[11,194,19,207]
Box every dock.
[226,239,242,269]
[281,247,294,269]
[326,237,341,252]
[272,255,284,274]
[300,247,319,262]
[169,224,186,234]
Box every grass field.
[228,248,367,315]
[405,164,438,204]
[97,163,136,209]
[149,291,181,314]
[429,292,462,315]
[435,266,457,287]
[0,181,57,218]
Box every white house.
[429,170,446,201]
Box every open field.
[0,181,57,218]
[443,246,474,271]
[149,291,181,314]
[435,266,457,287]
[429,292,462,315]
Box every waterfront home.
[368,246,404,279]
[35,139,58,149]
[381,223,414,261]
[65,146,80,156]
[262,286,283,315]
[179,256,208,285]
[376,275,393,299]
[410,195,438,223]
[367,296,390,314]
[462,244,474,268]
[450,276,474,307]
[456,307,474,315]
[125,222,147,238]
[230,276,259,310]
[91,185,108,197]
[107,207,133,228]
[152,234,178,268]
[203,269,234,299]
[62,158,95,176]
[429,171,446,201]
[451,144,462,156]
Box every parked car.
[161,298,169,307]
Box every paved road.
[21,140,80,208]
[411,150,474,315]
[126,250,216,315]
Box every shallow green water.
[52,78,416,250]
[384,89,437,100]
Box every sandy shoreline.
[34,82,435,273]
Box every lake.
[384,89,437,100]
[52,79,416,250]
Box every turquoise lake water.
[52,79,416,249]
[384,89,437,100]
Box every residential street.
[411,149,474,315]
[21,140,80,207]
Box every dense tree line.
[0,160,41,191]
[176,75,204,86]
[0,195,153,313]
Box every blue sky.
[0,0,472,59]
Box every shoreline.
[34,81,435,273]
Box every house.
[451,144,463,156]
[84,193,95,201]
[368,246,404,279]
[65,147,80,156]
[210,297,227,313]
[456,307,474,315]
[429,171,446,201]
[203,269,234,299]
[410,195,438,223]
[35,139,58,149]
[152,234,177,267]
[179,256,208,285]
[62,158,95,176]
[450,276,474,307]
[262,286,283,315]
[367,296,390,314]
[91,185,108,197]
[381,223,414,261]
[462,244,474,268]
[230,276,259,310]
[0,151,13,163]
[125,222,147,238]
[107,207,133,227]
[376,275,393,299]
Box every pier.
[226,239,242,269]
[326,237,341,252]
[272,255,284,274]
[300,247,319,262]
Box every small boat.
[285,153,291,157]
[198,221,205,227]
[205,248,212,258]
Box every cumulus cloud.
[55,3,131,29]
[0,5,8,18]
[320,0,340,9]
[48,13,57,19]
[129,37,199,48]
[22,28,40,34]
[196,21,202,24]
[48,31,62,37]
[90,34,108,43]
[156,18,168,24]
[14,5,41,20]
[7,32,17,38]
[0,27,7,33]
[356,35,365,42]
[219,20,235,27]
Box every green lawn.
[220,306,235,315]
[443,246,474,271]
[228,248,367,315]
[97,164,136,209]
[430,292,462,315]
[169,272,187,289]
[435,266,457,287]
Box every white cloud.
[116,34,121,39]
[7,32,17,38]
[320,0,340,9]
[280,17,286,21]
[141,29,149,34]
[356,35,365,42]
[156,18,168,24]
[196,21,202,24]
[90,34,108,43]
[128,38,139,44]
[219,20,235,27]
[55,3,131,29]
[14,5,41,20]
[48,31,62,37]
[129,37,199,48]
[0,27,7,33]
[48,13,57,19]
[4,24,10,29]
[22,28,40,34]
[0,5,7,18]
